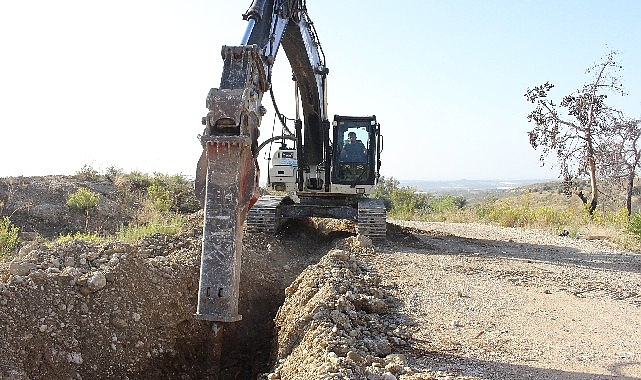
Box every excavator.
[193,0,385,323]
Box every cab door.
[331,116,378,186]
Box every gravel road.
[371,220,641,380]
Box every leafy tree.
[67,187,100,232]
[525,51,626,214]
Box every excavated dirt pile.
[0,206,365,379]
[0,221,213,379]
[264,238,415,380]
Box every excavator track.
[246,195,283,233]
[357,199,387,244]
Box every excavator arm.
[194,0,329,322]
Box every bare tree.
[599,118,641,215]
[524,51,626,214]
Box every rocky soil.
[1,176,641,379]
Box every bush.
[75,164,102,181]
[67,187,101,232]
[371,177,400,210]
[627,212,641,240]
[54,232,105,244]
[0,216,19,257]
[104,166,125,182]
[474,197,581,231]
[592,208,629,229]
[429,194,466,213]
[129,171,153,190]
[116,214,186,243]
[150,173,200,214]
[147,182,173,212]
[372,177,465,219]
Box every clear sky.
[1,0,640,181]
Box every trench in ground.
[144,220,354,379]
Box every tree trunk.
[626,171,635,216]
[587,155,598,215]
[575,190,588,205]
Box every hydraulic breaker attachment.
[195,135,258,322]
[194,43,264,322]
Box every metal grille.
[246,195,283,233]
[357,199,387,244]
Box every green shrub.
[67,187,101,232]
[54,232,105,244]
[389,187,430,219]
[152,173,200,213]
[116,214,186,243]
[372,177,466,219]
[474,197,582,231]
[627,212,641,240]
[429,194,466,213]
[104,166,124,182]
[371,177,400,210]
[592,208,629,229]
[129,171,152,190]
[0,216,19,257]
[75,164,102,181]
[147,182,173,212]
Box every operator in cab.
[340,132,367,163]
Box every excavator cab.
[332,115,381,186]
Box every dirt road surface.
[368,220,641,380]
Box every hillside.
[1,175,640,379]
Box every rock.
[111,317,127,329]
[327,352,340,364]
[356,234,373,248]
[330,249,350,262]
[18,242,38,256]
[85,272,107,292]
[385,354,406,366]
[381,372,397,380]
[49,258,60,268]
[66,352,83,365]
[329,310,351,329]
[104,272,115,282]
[361,297,388,314]
[347,350,363,363]
[64,256,75,267]
[86,252,99,261]
[8,261,36,276]
[29,204,65,222]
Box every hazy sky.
[1,1,640,181]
